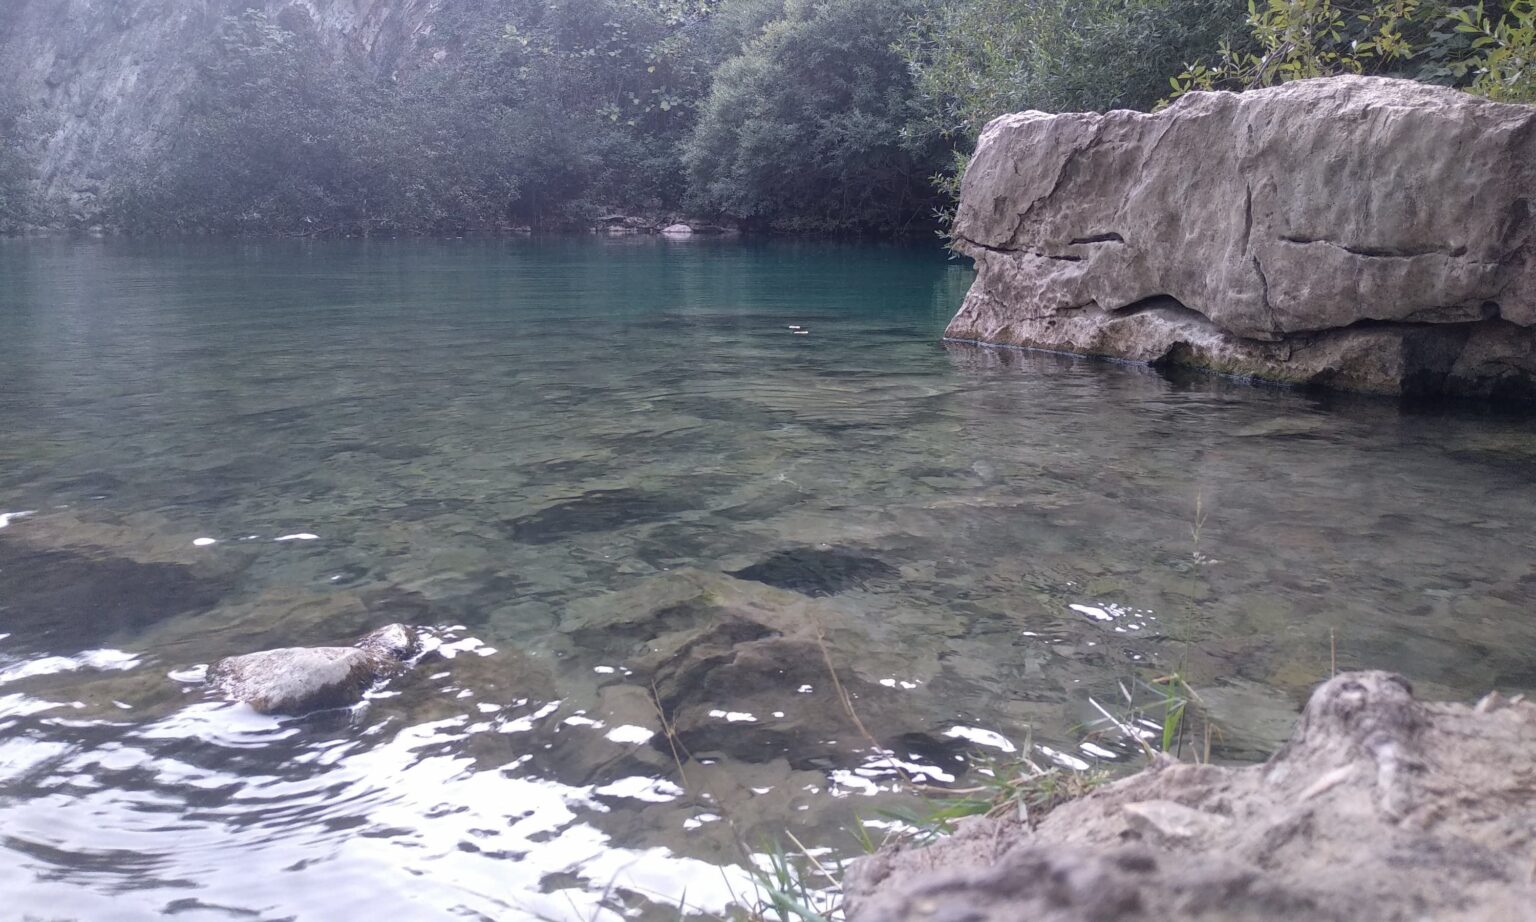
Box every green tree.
[112,10,403,234]
[111,0,741,234]
[905,0,1248,142]
[683,0,951,234]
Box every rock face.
[949,76,1536,399]
[207,623,420,714]
[0,0,439,223]
[846,672,1536,921]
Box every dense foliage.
[3,0,1530,236]
[904,0,1247,141]
[115,1,734,234]
[1170,0,1536,102]
[682,0,951,233]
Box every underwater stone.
[0,543,230,653]
[504,489,691,544]
[728,547,899,596]
[949,76,1536,398]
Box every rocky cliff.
[0,0,439,226]
[948,76,1536,400]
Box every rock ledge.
[846,671,1536,921]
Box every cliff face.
[946,76,1536,400]
[0,0,440,225]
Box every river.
[1,236,1532,920]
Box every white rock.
[949,76,1536,399]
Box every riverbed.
[1,237,1532,920]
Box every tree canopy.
[682,0,951,234]
[3,0,1530,236]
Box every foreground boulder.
[207,623,420,714]
[846,672,1536,921]
[949,76,1536,399]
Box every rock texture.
[846,671,1536,922]
[559,567,948,765]
[0,0,440,224]
[949,76,1536,399]
[207,622,420,714]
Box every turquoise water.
[1,236,1534,920]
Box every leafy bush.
[683,0,952,234]
[903,0,1249,142]
[1169,0,1536,104]
[1448,0,1536,101]
[1169,0,1435,94]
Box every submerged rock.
[846,671,1536,921]
[503,488,694,544]
[948,76,1536,399]
[207,623,421,714]
[0,509,244,654]
[728,547,900,596]
[560,569,943,764]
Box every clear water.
[1,237,1534,920]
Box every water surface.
[1,237,1533,920]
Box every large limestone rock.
[949,76,1536,399]
[845,672,1536,921]
[207,623,420,714]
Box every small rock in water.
[206,623,421,715]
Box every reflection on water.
[1,236,1534,919]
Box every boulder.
[660,223,695,237]
[207,623,420,714]
[845,672,1536,921]
[948,76,1536,399]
